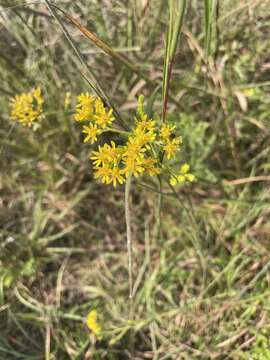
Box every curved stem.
[125,175,133,301]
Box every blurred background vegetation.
[0,0,270,359]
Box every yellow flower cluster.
[74,92,115,144]
[90,115,161,186]
[89,98,166,186]
[86,309,102,336]
[10,87,43,127]
[170,163,195,186]
[73,93,194,187]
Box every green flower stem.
[125,175,133,302]
[105,127,130,135]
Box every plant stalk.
[125,175,133,301]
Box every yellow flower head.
[10,87,43,127]
[180,163,195,182]
[122,138,146,177]
[163,137,182,159]
[74,92,95,122]
[93,164,111,184]
[177,175,186,183]
[86,310,101,336]
[243,88,254,98]
[94,98,115,128]
[141,157,161,176]
[94,164,125,186]
[122,155,145,178]
[108,167,125,187]
[160,124,175,142]
[170,163,195,186]
[82,123,102,144]
[91,141,122,167]
[185,173,195,182]
[91,141,125,186]
[64,92,71,109]
[170,177,177,186]
[180,163,190,174]
[135,114,156,134]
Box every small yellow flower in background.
[10,87,43,127]
[64,92,71,109]
[74,92,95,122]
[86,310,102,336]
[243,88,254,98]
[82,123,102,144]
[163,137,182,159]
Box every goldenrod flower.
[64,92,71,109]
[177,175,185,183]
[135,114,156,134]
[75,94,193,187]
[179,163,195,182]
[163,137,182,159]
[86,310,101,336]
[243,88,254,97]
[10,87,43,126]
[170,163,195,186]
[94,164,125,186]
[122,155,145,177]
[124,137,146,158]
[94,98,115,128]
[160,124,175,142]
[122,138,146,177]
[82,123,102,144]
[93,164,111,184]
[141,157,161,176]
[108,167,125,187]
[185,173,195,182]
[180,163,190,174]
[74,92,95,122]
[91,141,122,167]
[170,177,177,186]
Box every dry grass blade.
[48,2,155,87]
[162,0,186,122]
[48,2,184,112]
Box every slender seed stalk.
[125,175,133,301]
